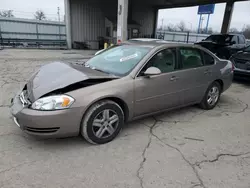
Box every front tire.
[81,100,124,144]
[200,82,221,110]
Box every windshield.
[86,45,150,76]
[205,35,233,44]
[244,45,250,52]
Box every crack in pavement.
[190,184,203,188]
[0,160,39,175]
[0,104,10,108]
[218,98,249,114]
[154,108,207,124]
[136,121,157,188]
[194,152,250,168]
[140,117,205,188]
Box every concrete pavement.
[0,49,250,188]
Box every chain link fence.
[156,31,209,43]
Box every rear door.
[176,47,215,105]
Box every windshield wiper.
[93,68,108,74]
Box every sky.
[1,0,65,21]
[158,1,250,32]
[1,0,250,31]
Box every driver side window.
[141,48,177,74]
[231,36,238,44]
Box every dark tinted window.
[231,36,238,44]
[203,52,215,65]
[205,35,233,44]
[239,36,245,44]
[243,45,250,52]
[141,48,177,74]
[180,48,203,69]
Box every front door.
[134,48,183,117]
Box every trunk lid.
[196,41,227,53]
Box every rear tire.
[199,82,221,110]
[81,100,124,144]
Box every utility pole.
[200,16,205,33]
[57,7,60,22]
[57,7,61,40]
[161,18,164,30]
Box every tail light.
[229,60,235,72]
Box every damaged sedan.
[11,41,233,144]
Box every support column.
[117,0,128,43]
[221,1,234,34]
[153,8,159,38]
[65,0,72,49]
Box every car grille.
[234,59,250,70]
[25,127,60,133]
[19,90,31,107]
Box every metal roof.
[140,0,248,8]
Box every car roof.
[122,40,197,48]
[128,38,163,42]
[210,33,244,36]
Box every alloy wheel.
[207,86,219,106]
[92,109,119,139]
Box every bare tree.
[242,25,250,39]
[0,10,14,17]
[177,21,186,32]
[207,27,214,34]
[229,28,239,33]
[165,24,177,32]
[34,10,46,20]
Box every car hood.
[196,41,228,53]
[232,52,250,60]
[26,62,116,102]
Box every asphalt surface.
[0,49,250,188]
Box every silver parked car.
[11,41,234,144]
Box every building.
[64,0,246,49]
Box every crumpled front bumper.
[10,92,84,138]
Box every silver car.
[11,41,234,144]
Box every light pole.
[186,21,193,32]
[57,7,61,40]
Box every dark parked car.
[230,45,250,78]
[196,34,247,59]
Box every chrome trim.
[13,117,20,128]
[19,91,31,107]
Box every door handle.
[170,76,179,81]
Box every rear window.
[203,52,215,65]
[205,35,233,44]
[180,48,203,69]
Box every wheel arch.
[84,96,130,123]
[214,79,224,91]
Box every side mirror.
[231,41,236,45]
[143,67,161,77]
[95,49,105,56]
